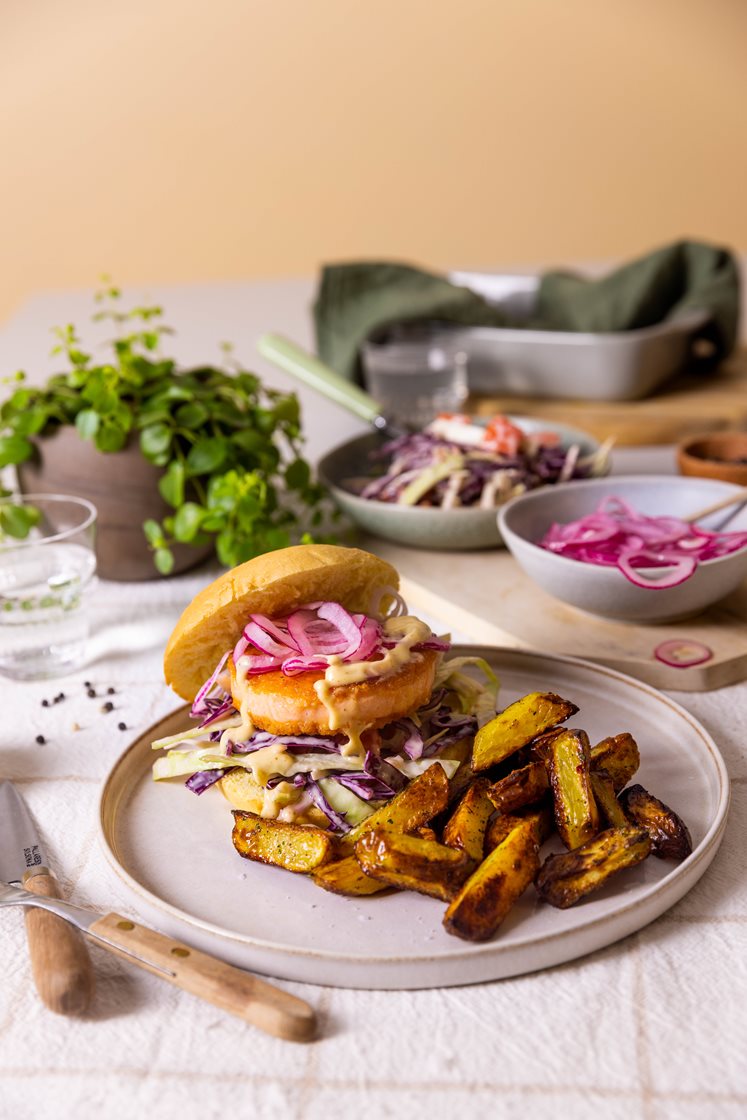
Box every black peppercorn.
[107,687,116,695]
[41,699,49,708]
[35,734,45,745]
[87,689,96,698]
[102,701,114,713]
[118,722,127,731]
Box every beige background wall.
[1,0,745,324]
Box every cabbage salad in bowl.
[358,414,611,511]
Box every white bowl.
[498,475,747,622]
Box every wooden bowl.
[677,432,747,486]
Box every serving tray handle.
[89,912,317,1042]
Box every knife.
[0,781,316,1041]
[0,779,95,1015]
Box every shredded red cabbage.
[185,769,226,794]
[304,777,350,832]
[540,497,747,589]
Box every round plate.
[98,646,728,989]
[317,417,604,551]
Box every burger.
[152,544,497,832]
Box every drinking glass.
[0,494,97,680]
[361,338,468,429]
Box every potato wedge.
[442,778,494,861]
[472,692,578,773]
[590,732,640,791]
[414,826,439,842]
[485,803,554,852]
[312,855,391,896]
[443,818,540,941]
[487,760,549,814]
[619,784,692,861]
[535,825,651,909]
[339,761,451,855]
[354,828,473,902]
[590,770,630,829]
[537,728,600,850]
[232,811,334,872]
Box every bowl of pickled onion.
[498,476,747,622]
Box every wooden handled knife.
[0,779,94,1014]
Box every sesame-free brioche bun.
[163,544,399,701]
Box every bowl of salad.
[318,414,610,550]
[498,475,747,622]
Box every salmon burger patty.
[230,649,439,736]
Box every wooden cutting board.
[469,348,747,446]
[369,538,747,692]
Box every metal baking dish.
[367,271,709,403]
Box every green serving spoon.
[258,334,403,438]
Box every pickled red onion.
[232,601,448,675]
[540,497,747,589]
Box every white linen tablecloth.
[2,278,746,1120]
[1,562,746,1120]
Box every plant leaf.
[0,434,33,468]
[0,502,41,539]
[140,421,173,458]
[172,501,204,542]
[154,547,175,575]
[159,460,185,508]
[75,408,100,440]
[143,518,165,546]
[187,437,227,476]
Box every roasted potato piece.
[339,762,451,855]
[537,728,600,850]
[312,855,391,896]
[232,811,334,872]
[619,784,692,861]
[485,802,554,852]
[472,692,578,773]
[354,828,473,902]
[487,760,549,814]
[535,825,651,909]
[442,778,494,861]
[591,770,630,829]
[443,818,540,941]
[413,826,439,842]
[590,732,640,791]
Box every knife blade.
[0,780,95,1015]
[0,880,317,1042]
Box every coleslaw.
[359,414,610,509]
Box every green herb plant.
[0,283,331,573]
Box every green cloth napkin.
[313,240,740,383]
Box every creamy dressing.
[219,685,255,752]
[261,780,297,819]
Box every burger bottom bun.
[219,769,329,828]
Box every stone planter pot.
[17,426,213,581]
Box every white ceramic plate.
[98,646,729,990]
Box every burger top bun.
[163,544,399,701]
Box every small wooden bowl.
[677,432,747,487]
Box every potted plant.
[0,283,330,580]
